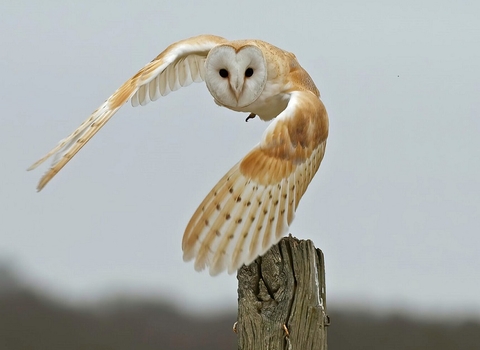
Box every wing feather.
[182,91,329,275]
[28,35,227,191]
[228,182,262,273]
[148,75,159,102]
[158,71,168,96]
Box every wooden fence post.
[236,235,329,350]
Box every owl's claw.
[233,321,238,333]
[283,324,290,337]
[245,113,256,122]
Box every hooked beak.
[230,77,243,101]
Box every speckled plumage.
[28,35,329,275]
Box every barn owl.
[28,35,329,276]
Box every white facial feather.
[205,45,267,108]
[28,34,328,276]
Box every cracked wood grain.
[236,235,328,350]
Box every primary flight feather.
[28,34,329,275]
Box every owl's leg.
[245,113,256,122]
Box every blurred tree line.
[1,265,479,350]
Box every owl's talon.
[233,321,238,333]
[245,113,256,122]
[283,324,290,337]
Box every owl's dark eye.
[245,68,254,77]
[219,69,229,78]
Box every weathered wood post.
[236,235,329,350]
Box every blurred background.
[1,0,479,348]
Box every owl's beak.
[231,77,243,102]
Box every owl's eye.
[245,68,254,77]
[219,69,229,78]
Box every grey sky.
[1,1,479,317]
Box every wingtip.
[35,175,51,192]
[227,264,240,275]
[28,161,47,191]
[182,249,195,263]
[26,161,40,172]
[209,269,223,277]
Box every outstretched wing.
[182,91,329,275]
[28,34,227,191]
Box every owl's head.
[205,44,267,109]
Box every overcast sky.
[1,0,479,318]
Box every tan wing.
[182,90,329,275]
[28,34,227,191]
